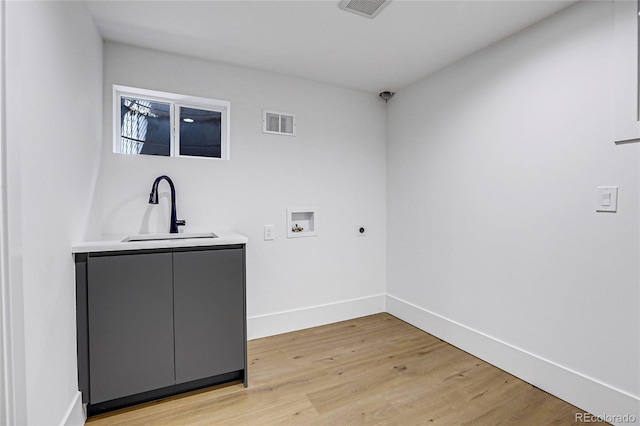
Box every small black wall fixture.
[379,91,395,103]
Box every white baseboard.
[386,294,640,426]
[60,391,85,426]
[247,294,386,340]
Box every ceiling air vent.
[338,0,391,19]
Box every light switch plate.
[596,186,618,212]
[264,224,275,241]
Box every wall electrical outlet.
[356,225,367,236]
[264,225,275,241]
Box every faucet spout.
[149,175,185,233]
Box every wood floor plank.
[87,313,599,425]
[314,395,401,425]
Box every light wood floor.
[87,313,606,425]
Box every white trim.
[170,102,177,157]
[59,391,84,426]
[0,2,17,424]
[385,294,640,425]
[247,294,385,340]
[1,1,26,422]
[0,0,10,420]
[614,0,640,143]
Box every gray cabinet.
[173,248,245,383]
[88,251,175,403]
[75,244,247,416]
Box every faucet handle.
[176,219,186,227]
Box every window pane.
[120,97,170,156]
[179,107,222,158]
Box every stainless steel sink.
[122,232,218,242]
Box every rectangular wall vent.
[263,110,296,136]
[339,0,391,19]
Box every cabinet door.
[87,252,175,403]
[173,248,245,384]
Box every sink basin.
[122,232,218,242]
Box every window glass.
[120,97,170,156]
[179,107,222,158]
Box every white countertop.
[72,230,248,253]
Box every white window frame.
[113,85,231,159]
[613,0,640,143]
[262,109,296,136]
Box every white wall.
[5,1,103,424]
[8,1,635,423]
[99,42,388,339]
[387,1,639,422]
